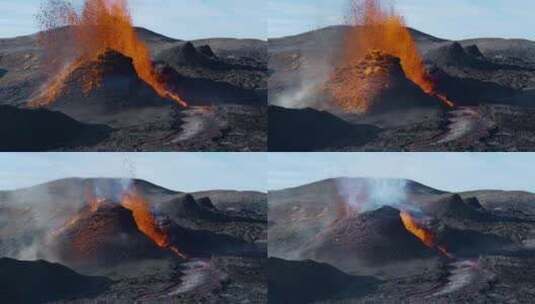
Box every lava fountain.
[400,211,453,258]
[30,0,187,108]
[334,0,453,112]
[121,188,187,258]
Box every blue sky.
[0,0,267,39]
[268,153,535,193]
[0,153,267,192]
[1,1,534,40]
[268,0,535,40]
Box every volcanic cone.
[300,206,435,270]
[50,201,166,268]
[327,50,443,113]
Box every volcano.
[327,50,444,113]
[49,201,167,267]
[0,0,267,152]
[43,50,174,114]
[300,206,436,271]
[0,178,267,302]
[269,177,535,303]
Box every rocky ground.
[268,177,535,303]
[0,27,267,151]
[0,178,267,303]
[268,25,535,152]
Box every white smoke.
[269,27,340,110]
[270,60,332,109]
[335,178,416,213]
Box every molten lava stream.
[400,211,453,259]
[33,0,187,108]
[121,190,187,259]
[338,0,455,111]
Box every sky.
[1,1,534,40]
[0,153,267,192]
[0,0,267,39]
[268,0,535,40]
[268,153,535,193]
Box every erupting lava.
[400,211,453,258]
[30,0,187,108]
[121,188,187,258]
[335,0,453,112]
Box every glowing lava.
[121,189,187,258]
[30,0,187,108]
[337,0,453,112]
[400,211,453,258]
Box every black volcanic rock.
[50,202,166,267]
[0,105,110,151]
[197,197,216,210]
[198,45,216,58]
[437,226,515,256]
[429,67,516,105]
[300,206,435,270]
[0,257,110,304]
[465,45,485,58]
[158,194,229,225]
[427,42,472,66]
[157,42,213,67]
[155,63,261,105]
[464,197,484,210]
[420,194,486,221]
[268,105,380,151]
[267,257,380,304]
[426,42,496,70]
[165,220,260,257]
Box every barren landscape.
[0,0,267,152]
[269,17,535,151]
[0,178,267,303]
[268,177,535,303]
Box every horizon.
[269,175,535,194]
[0,153,268,192]
[268,0,535,41]
[2,1,534,41]
[0,0,267,40]
[268,153,535,193]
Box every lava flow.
[30,0,187,108]
[336,0,454,112]
[400,211,453,258]
[121,189,187,259]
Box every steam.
[0,178,139,262]
[335,178,416,213]
[269,55,333,109]
[269,26,339,110]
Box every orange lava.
[30,0,187,107]
[339,0,454,111]
[400,211,453,258]
[121,189,187,258]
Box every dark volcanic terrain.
[0,27,267,151]
[0,178,267,303]
[268,177,535,303]
[268,25,535,151]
